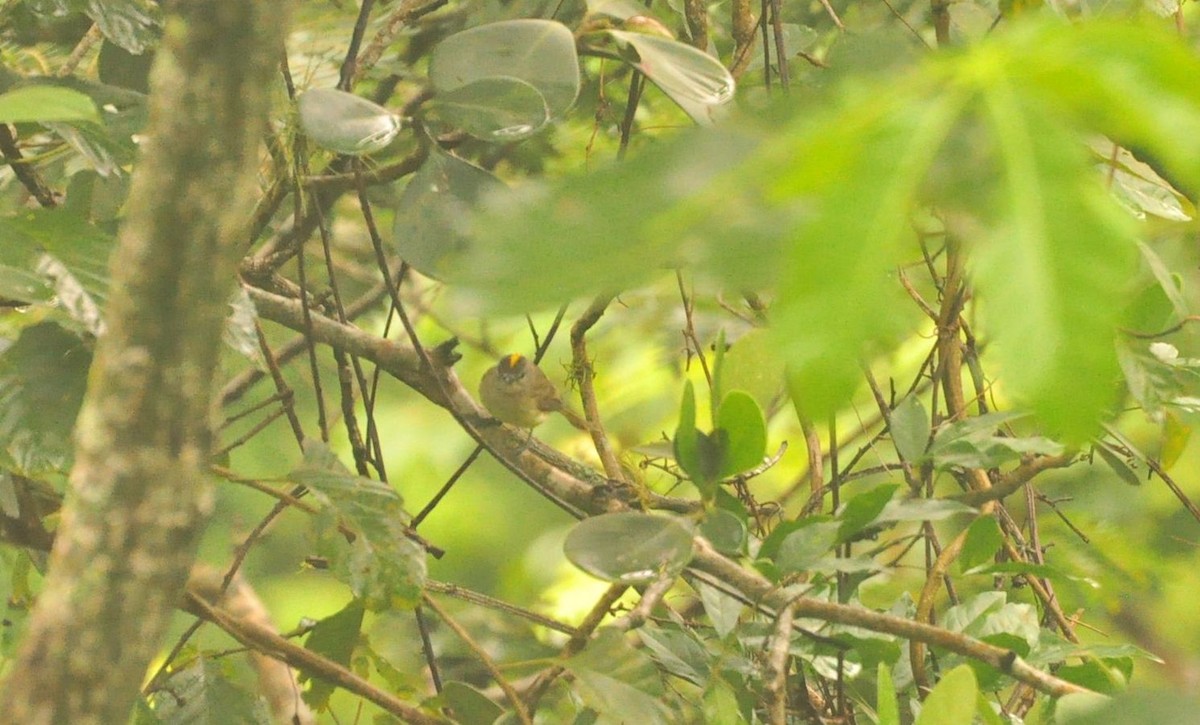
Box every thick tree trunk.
[0,2,289,723]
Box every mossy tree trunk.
[0,2,290,723]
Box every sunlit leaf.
[0,85,98,124]
[914,665,977,725]
[973,80,1136,442]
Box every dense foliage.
[1,0,1200,723]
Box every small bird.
[479,353,589,431]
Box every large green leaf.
[605,30,735,124]
[779,83,967,418]
[914,665,977,725]
[0,85,99,124]
[566,629,671,725]
[429,19,580,119]
[563,512,694,583]
[393,149,506,280]
[972,81,1136,441]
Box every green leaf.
[698,507,747,555]
[775,520,841,575]
[394,149,506,280]
[440,681,504,725]
[605,30,735,124]
[692,578,744,638]
[563,512,694,583]
[638,625,708,684]
[877,662,900,725]
[85,0,159,54]
[716,329,785,412]
[837,483,901,542]
[914,665,977,725]
[461,126,762,312]
[567,629,670,724]
[958,515,1002,573]
[300,599,364,708]
[973,74,1136,442]
[673,380,727,495]
[289,440,425,610]
[1094,441,1142,487]
[779,80,969,420]
[0,85,99,124]
[430,76,550,141]
[98,39,153,93]
[928,412,1063,469]
[0,322,91,475]
[715,390,766,477]
[148,658,271,724]
[890,395,930,463]
[702,677,746,724]
[430,19,580,119]
[876,497,975,523]
[297,88,401,156]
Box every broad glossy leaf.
[606,30,735,124]
[430,19,580,119]
[394,149,505,280]
[563,512,694,583]
[0,85,98,124]
[297,88,401,156]
[430,76,549,141]
[914,665,977,725]
[877,497,975,523]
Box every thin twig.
[422,594,533,725]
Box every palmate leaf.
[972,80,1136,441]
[459,20,1200,436]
